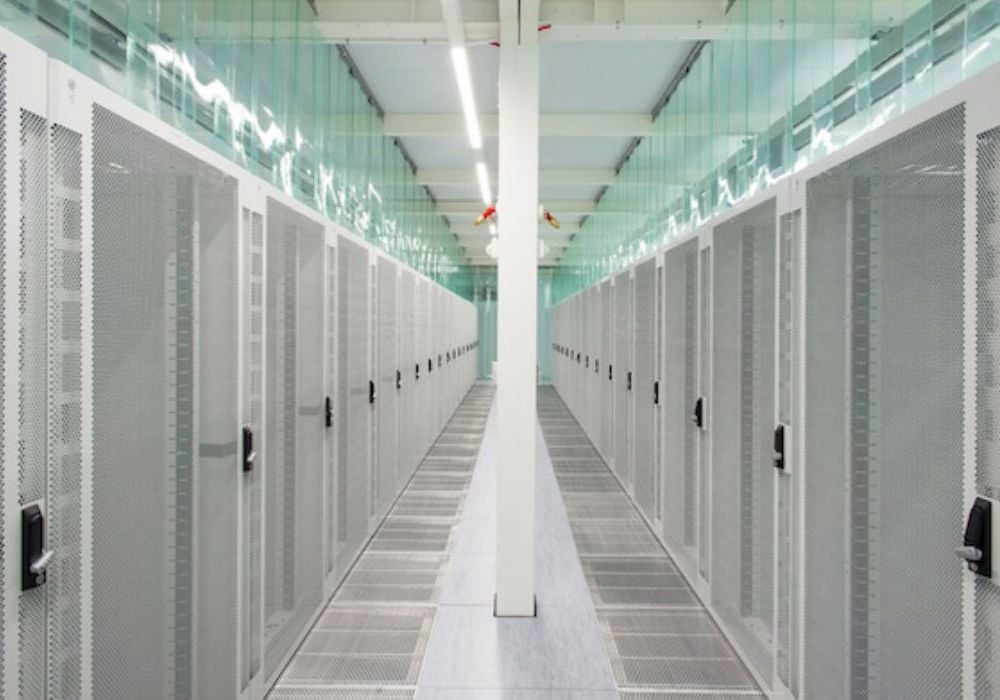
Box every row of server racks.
[0,28,479,700]
[553,62,1000,699]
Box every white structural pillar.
[495,0,539,617]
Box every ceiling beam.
[451,222,582,236]
[437,199,595,217]
[187,0,899,41]
[421,169,614,187]
[384,114,652,138]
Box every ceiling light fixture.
[476,162,492,205]
[450,47,483,150]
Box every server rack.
[550,60,1000,698]
[0,27,479,699]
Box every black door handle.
[958,498,992,578]
[773,424,785,470]
[428,358,433,373]
[627,371,632,391]
[324,397,333,428]
[653,381,659,405]
[692,397,705,429]
[396,369,402,390]
[415,362,420,380]
[609,364,613,381]
[242,425,257,471]
[22,503,53,590]
[369,379,376,404]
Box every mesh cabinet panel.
[263,199,324,678]
[377,257,399,511]
[46,123,83,700]
[775,209,801,693]
[92,105,238,698]
[0,54,5,692]
[613,272,631,484]
[698,246,711,579]
[599,281,612,457]
[336,235,371,570]
[243,209,265,684]
[710,198,776,679]
[18,109,48,700]
[660,240,699,566]
[325,243,337,577]
[805,105,965,699]
[633,259,657,521]
[398,270,416,480]
[975,125,1000,699]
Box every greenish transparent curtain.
[556,0,1000,302]
[0,0,472,296]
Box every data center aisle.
[415,387,617,699]
[268,385,495,699]
[537,386,764,699]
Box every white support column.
[495,0,540,617]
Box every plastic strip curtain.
[555,0,1000,302]
[0,0,472,297]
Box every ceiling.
[345,5,696,266]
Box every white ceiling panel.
[540,41,692,113]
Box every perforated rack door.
[599,280,612,459]
[775,209,802,694]
[263,199,324,679]
[976,123,1000,700]
[91,105,239,699]
[710,198,777,680]
[613,271,632,485]
[632,258,657,521]
[377,257,399,513]
[324,240,337,579]
[398,269,416,480]
[660,239,700,570]
[336,235,371,570]
[242,207,265,685]
[804,105,965,699]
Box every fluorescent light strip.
[475,162,492,205]
[450,47,483,150]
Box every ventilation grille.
[632,259,657,521]
[613,272,631,483]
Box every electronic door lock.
[692,397,705,429]
[773,423,786,470]
[958,497,995,579]
[22,503,53,590]
[242,425,257,472]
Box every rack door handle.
[22,503,53,590]
[369,379,376,404]
[773,424,786,470]
[653,381,660,405]
[396,369,402,390]
[242,425,257,472]
[692,397,705,429]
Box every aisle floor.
[537,387,763,699]
[270,385,762,699]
